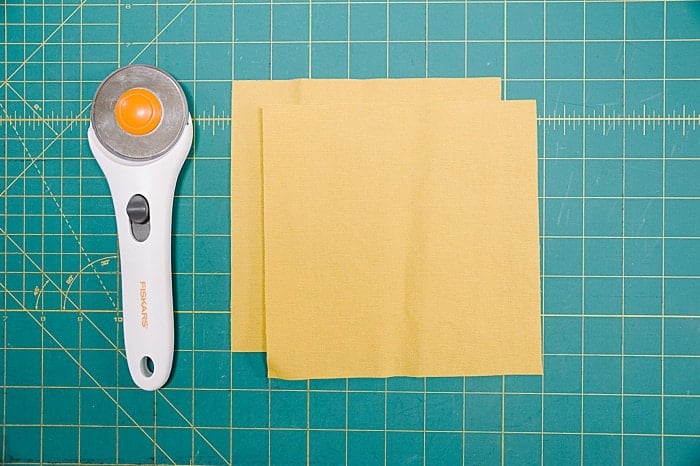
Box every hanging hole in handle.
[140,356,155,378]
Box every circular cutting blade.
[90,64,189,161]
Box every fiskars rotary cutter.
[88,64,192,390]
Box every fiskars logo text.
[140,281,148,328]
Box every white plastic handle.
[87,118,192,390]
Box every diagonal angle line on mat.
[1,0,88,92]
[0,101,91,199]
[126,0,195,65]
[153,393,231,465]
[0,282,178,465]
[1,225,83,311]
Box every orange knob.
[114,88,162,136]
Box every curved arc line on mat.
[33,280,51,311]
[61,255,119,310]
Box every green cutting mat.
[2,0,700,464]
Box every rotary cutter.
[88,64,193,390]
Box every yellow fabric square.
[261,101,542,379]
[231,78,502,351]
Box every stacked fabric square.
[231,79,542,380]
